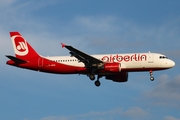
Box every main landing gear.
[149,70,154,81]
[94,75,102,87]
[88,74,101,87]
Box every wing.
[61,43,103,68]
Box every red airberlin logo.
[12,35,28,56]
[102,54,147,62]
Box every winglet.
[61,43,66,48]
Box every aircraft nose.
[169,60,175,68]
[171,60,175,67]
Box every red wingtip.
[61,43,66,48]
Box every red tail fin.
[10,32,40,59]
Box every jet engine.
[105,72,128,82]
[103,63,121,72]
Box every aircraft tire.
[94,80,101,87]
[89,74,95,80]
[150,77,154,81]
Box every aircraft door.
[38,57,44,67]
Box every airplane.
[6,32,175,87]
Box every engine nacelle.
[105,72,128,82]
[103,63,121,73]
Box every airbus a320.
[6,32,175,87]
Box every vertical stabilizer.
[10,32,40,60]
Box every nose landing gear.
[149,70,154,81]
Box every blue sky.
[0,0,180,120]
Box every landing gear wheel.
[150,77,154,81]
[89,74,95,80]
[94,80,101,87]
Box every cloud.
[0,1,58,32]
[144,74,180,108]
[41,116,70,120]
[63,15,180,54]
[74,16,118,33]
[0,1,67,58]
[0,1,180,120]
[0,0,16,7]
[40,107,150,120]
[1,0,180,55]
[40,108,122,120]
[122,107,150,119]
[163,116,180,120]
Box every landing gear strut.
[149,70,154,81]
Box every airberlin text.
[102,54,147,62]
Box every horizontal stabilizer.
[6,55,27,64]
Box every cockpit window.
[159,56,168,59]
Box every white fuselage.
[45,52,175,71]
